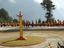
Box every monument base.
[16,37,26,40]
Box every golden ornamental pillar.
[16,11,26,40]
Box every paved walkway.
[0,31,64,48]
[0,26,64,31]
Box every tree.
[0,8,13,23]
[13,19,18,23]
[9,16,13,22]
[38,18,41,23]
[0,18,3,23]
[41,0,55,22]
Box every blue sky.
[0,0,64,22]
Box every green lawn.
[0,36,45,47]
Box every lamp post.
[17,11,26,40]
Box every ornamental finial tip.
[19,11,21,14]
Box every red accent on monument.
[16,37,26,40]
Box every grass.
[0,36,45,47]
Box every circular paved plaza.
[0,30,64,48]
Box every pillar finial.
[19,11,21,14]
[17,11,23,17]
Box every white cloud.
[52,0,64,9]
[34,0,64,9]
[9,0,15,3]
[34,0,42,3]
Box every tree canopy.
[41,0,55,22]
[38,18,41,23]
[0,8,13,23]
[13,19,19,23]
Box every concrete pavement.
[0,31,64,48]
[0,26,64,32]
